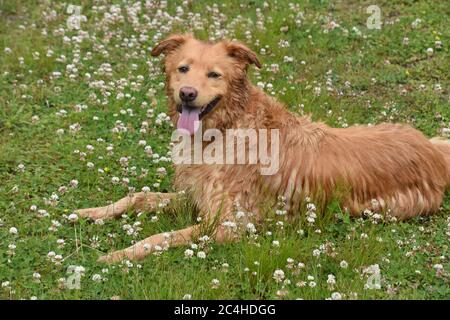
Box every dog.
[76,34,450,263]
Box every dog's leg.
[97,224,235,263]
[76,192,176,220]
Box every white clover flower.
[68,213,78,222]
[286,258,295,267]
[433,264,443,270]
[111,176,120,184]
[9,227,18,235]
[197,251,206,259]
[272,240,280,247]
[327,274,336,286]
[411,18,421,28]
[184,249,194,259]
[157,167,167,175]
[331,292,342,300]
[235,211,245,219]
[246,223,256,234]
[32,272,41,283]
[340,260,349,269]
[92,274,102,282]
[211,279,220,289]
[273,269,285,283]
[54,255,63,264]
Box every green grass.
[0,0,449,300]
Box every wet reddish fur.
[153,34,450,221]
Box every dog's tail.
[430,137,450,186]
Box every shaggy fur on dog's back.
[431,138,450,185]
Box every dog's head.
[151,34,261,135]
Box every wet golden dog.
[76,34,450,263]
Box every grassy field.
[0,0,449,300]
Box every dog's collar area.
[177,96,222,120]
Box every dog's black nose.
[179,86,198,102]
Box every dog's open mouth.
[176,96,221,135]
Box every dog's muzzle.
[177,96,222,120]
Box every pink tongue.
[177,105,201,135]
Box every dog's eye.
[178,66,189,73]
[207,71,221,79]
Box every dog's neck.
[219,76,252,128]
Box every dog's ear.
[225,41,262,69]
[151,34,191,57]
